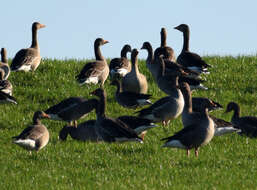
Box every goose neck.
[96,94,106,118]
[161,31,167,47]
[31,28,39,49]
[94,43,105,61]
[183,89,193,113]
[182,30,190,52]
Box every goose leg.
[187,149,190,157]
[74,120,78,128]
[69,121,73,126]
[195,148,199,157]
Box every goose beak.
[40,24,46,28]
[174,26,179,30]
[103,40,109,44]
[42,112,50,119]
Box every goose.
[109,44,131,79]
[117,116,158,140]
[0,48,10,79]
[12,111,50,151]
[0,69,13,95]
[137,76,184,125]
[111,80,152,109]
[154,27,176,62]
[174,24,211,74]
[121,49,148,94]
[44,97,98,127]
[161,107,215,157]
[225,102,257,137]
[192,98,240,136]
[76,38,109,87]
[91,88,143,143]
[59,120,101,142]
[10,22,45,72]
[0,91,17,104]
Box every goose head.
[174,24,189,33]
[141,42,151,50]
[94,38,109,47]
[225,102,240,113]
[32,22,46,31]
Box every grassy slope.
[0,56,256,189]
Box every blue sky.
[0,1,256,60]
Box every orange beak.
[103,40,109,44]
[40,24,46,29]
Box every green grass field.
[0,56,257,189]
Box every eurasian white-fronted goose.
[192,98,240,136]
[0,91,17,104]
[0,69,13,95]
[117,116,158,140]
[121,49,148,94]
[10,22,45,72]
[0,48,10,79]
[109,44,132,79]
[59,120,101,142]
[137,76,184,125]
[154,28,176,62]
[174,24,211,74]
[76,38,109,86]
[44,97,98,127]
[12,111,50,151]
[161,106,215,157]
[91,88,143,143]
[111,80,152,109]
[225,102,257,137]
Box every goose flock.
[1,22,256,156]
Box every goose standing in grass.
[59,120,101,142]
[137,76,184,126]
[109,44,131,80]
[154,27,176,62]
[161,82,215,157]
[0,69,13,95]
[174,24,211,74]
[44,97,98,127]
[76,38,109,86]
[122,49,148,94]
[192,98,240,136]
[117,116,158,140]
[12,111,50,152]
[91,88,143,143]
[225,102,257,137]
[111,80,152,109]
[0,91,17,104]
[10,22,45,72]
[0,48,10,79]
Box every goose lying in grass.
[225,102,257,137]
[91,88,143,143]
[12,111,50,152]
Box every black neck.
[33,117,41,125]
[96,93,106,118]
[232,105,240,119]
[31,28,39,49]
[183,88,192,113]
[161,30,167,47]
[1,50,7,63]
[121,48,129,58]
[182,29,190,52]
[146,45,153,64]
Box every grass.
[0,56,257,189]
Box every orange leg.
[195,148,199,157]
